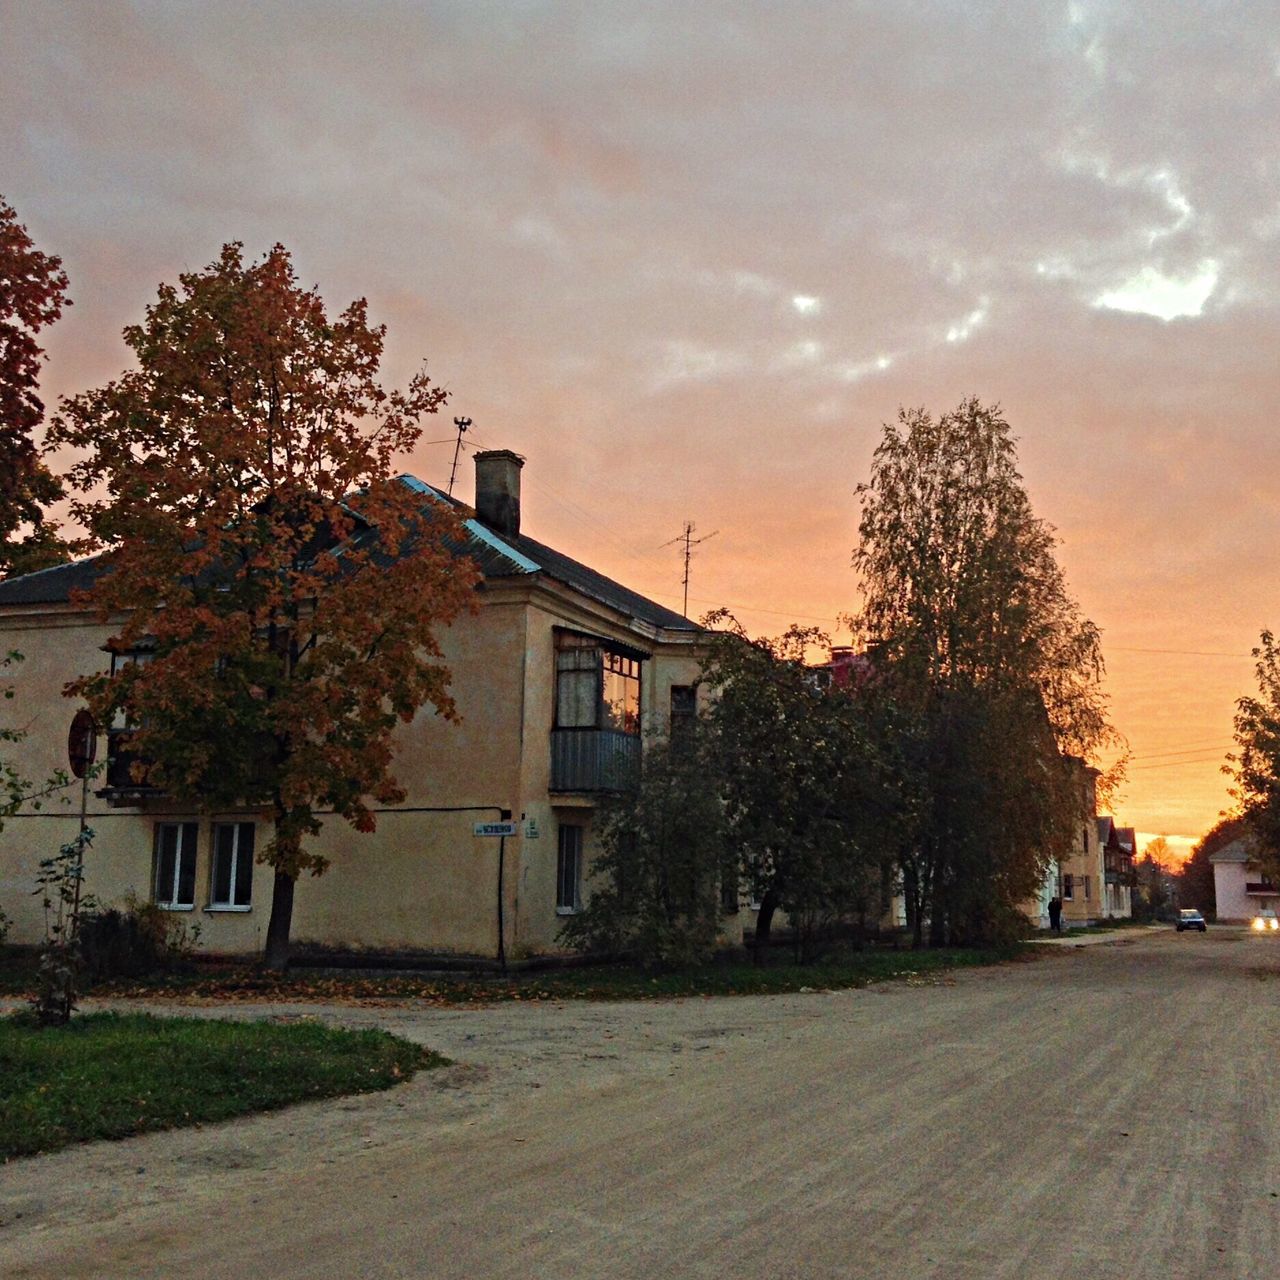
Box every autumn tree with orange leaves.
[49,243,478,969]
[0,196,72,577]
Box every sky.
[4,0,1279,855]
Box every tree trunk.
[753,886,780,963]
[904,864,924,949]
[263,869,296,972]
[929,901,947,948]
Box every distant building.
[1097,817,1135,918]
[1209,835,1279,923]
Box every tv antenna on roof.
[661,521,718,618]
[447,417,472,495]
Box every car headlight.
[1271,919,1279,931]
[1253,918,1266,930]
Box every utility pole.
[662,521,718,618]
[447,417,471,495]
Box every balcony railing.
[550,728,640,794]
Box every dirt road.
[3,930,1278,1279]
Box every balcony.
[98,731,161,803]
[550,728,640,794]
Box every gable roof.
[0,474,697,634]
[1209,837,1253,864]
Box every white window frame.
[153,822,198,911]
[556,825,583,915]
[209,822,255,911]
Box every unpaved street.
[3,930,1279,1279]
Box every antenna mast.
[447,417,472,495]
[662,521,718,618]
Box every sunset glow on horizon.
[5,2,1277,850]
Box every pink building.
[1210,836,1279,922]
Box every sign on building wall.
[473,821,519,838]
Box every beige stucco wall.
[1060,815,1106,926]
[0,585,704,961]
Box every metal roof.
[0,555,104,605]
[0,474,697,634]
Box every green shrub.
[79,895,202,980]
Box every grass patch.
[0,943,1030,1008]
[0,1011,443,1160]
[500,945,1029,1001]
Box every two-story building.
[1026,764,1107,928]
[1097,817,1135,919]
[0,451,704,964]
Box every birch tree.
[850,398,1115,944]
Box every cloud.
[5,0,1280,840]
[1094,260,1220,321]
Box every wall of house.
[0,601,533,957]
[1019,769,1103,928]
[0,610,129,942]
[1213,860,1254,921]
[510,595,704,956]
[0,589,705,962]
[288,598,530,955]
[1213,861,1258,923]
[1059,775,1105,927]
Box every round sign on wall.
[67,709,97,779]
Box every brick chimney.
[473,449,524,538]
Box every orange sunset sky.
[5,3,1278,858]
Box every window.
[106,648,156,789]
[154,822,198,909]
[1082,825,1089,852]
[670,684,697,744]
[1063,873,1074,901]
[602,651,641,733]
[210,822,255,909]
[1084,875,1091,901]
[555,633,641,734]
[556,825,582,914]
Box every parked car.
[1251,909,1279,933]
[1176,908,1207,932]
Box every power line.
[1108,645,1253,659]
[1128,741,1235,761]
[1128,755,1231,772]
